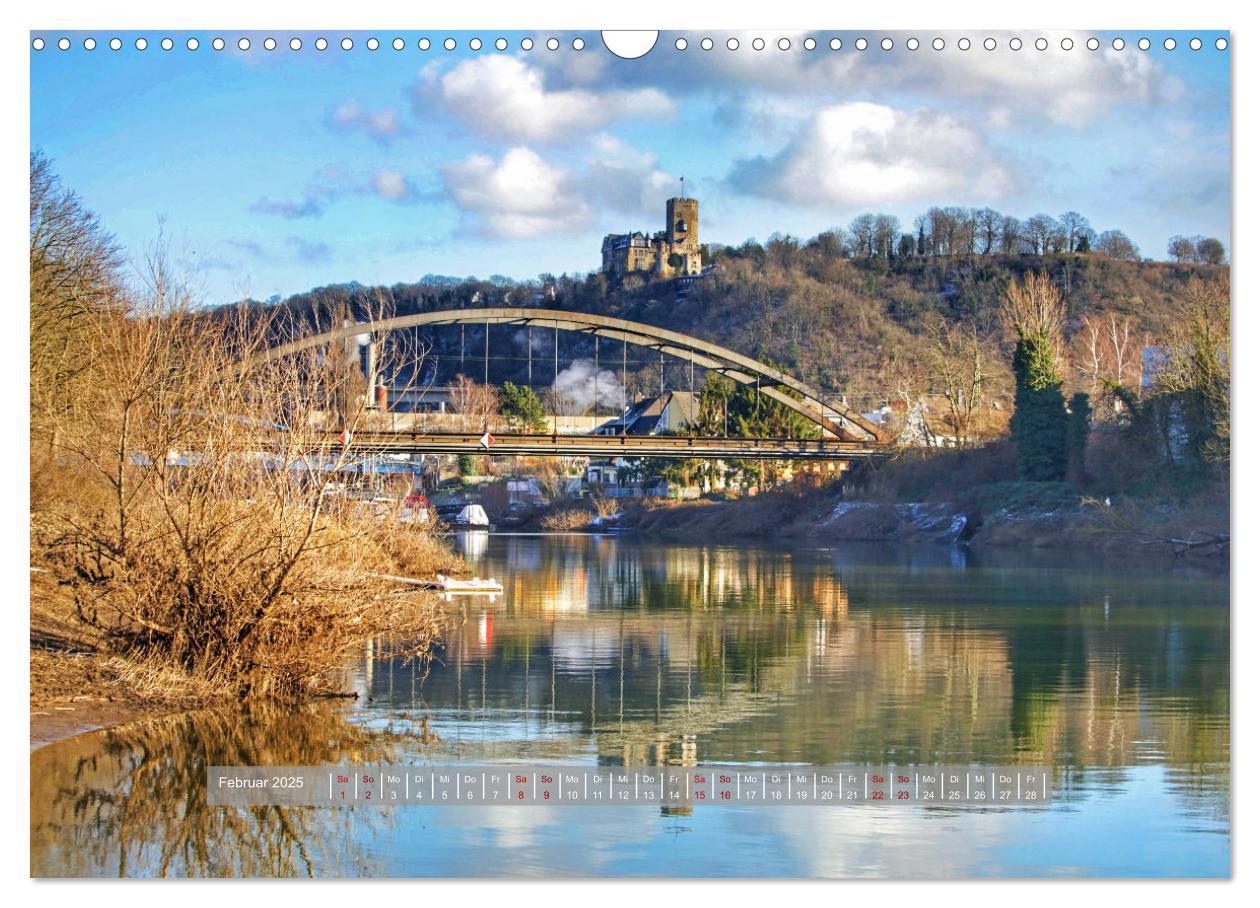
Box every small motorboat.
[436,574,504,594]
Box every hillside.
[257,247,1228,413]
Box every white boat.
[437,574,503,593]
[456,504,490,527]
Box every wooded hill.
[252,245,1229,414]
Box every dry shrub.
[539,507,593,531]
[592,496,620,520]
[35,246,453,701]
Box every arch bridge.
[251,308,891,459]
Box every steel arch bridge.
[251,307,890,458]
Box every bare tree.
[928,318,995,448]
[448,374,501,432]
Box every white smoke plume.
[549,359,623,415]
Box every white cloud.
[371,168,414,201]
[729,102,1017,208]
[442,147,590,239]
[544,30,1182,131]
[327,100,405,142]
[422,56,673,142]
[441,137,687,240]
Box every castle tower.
[665,197,701,275]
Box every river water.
[30,534,1229,878]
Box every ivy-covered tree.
[1066,392,1092,484]
[1004,272,1068,481]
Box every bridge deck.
[344,432,890,460]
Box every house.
[594,391,699,436]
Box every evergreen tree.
[499,382,548,432]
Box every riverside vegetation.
[30,154,458,720]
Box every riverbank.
[31,575,209,749]
[606,481,1229,562]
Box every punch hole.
[264,37,277,51]
[291,38,303,51]
[237,37,249,51]
[546,38,559,51]
[880,38,893,51]
[1112,38,1124,50]
[752,37,765,51]
[1216,38,1228,50]
[85,37,97,50]
[1061,38,1074,50]
[829,38,841,50]
[727,38,739,51]
[213,38,225,51]
[136,37,148,51]
[906,38,919,51]
[111,38,122,51]
[1138,38,1150,51]
[470,38,483,51]
[521,38,534,51]
[1164,38,1176,51]
[1087,37,1100,50]
[495,38,508,51]
[366,37,379,51]
[58,37,70,51]
[778,38,791,51]
[601,31,657,59]
[341,38,353,51]
[444,38,456,51]
[1035,37,1048,50]
[32,37,44,51]
[675,38,687,51]
[572,38,585,50]
[983,37,997,51]
[932,38,945,51]
[162,37,174,51]
[958,38,971,50]
[855,38,868,50]
[1190,37,1202,50]
[1009,38,1022,50]
[803,37,816,50]
[392,38,404,51]
[416,38,429,51]
[187,38,199,51]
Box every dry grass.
[538,506,595,532]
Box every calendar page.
[27,21,1230,882]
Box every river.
[30,534,1230,878]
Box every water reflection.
[30,536,1229,877]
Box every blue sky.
[31,29,1230,305]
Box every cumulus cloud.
[442,147,589,239]
[327,100,406,142]
[441,137,682,240]
[537,30,1181,131]
[729,102,1017,207]
[419,55,673,142]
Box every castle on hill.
[601,195,703,280]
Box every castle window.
[675,219,687,233]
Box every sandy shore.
[30,701,170,752]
